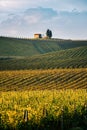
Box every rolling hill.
[0,37,87,90]
[0,37,87,130]
[0,46,87,70]
[0,36,87,56]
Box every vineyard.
[1,90,87,130]
[0,46,87,70]
[0,69,87,91]
[0,37,87,129]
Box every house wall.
[34,34,42,38]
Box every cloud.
[0,0,87,12]
[0,7,58,37]
[1,7,57,25]
[24,7,58,23]
[0,0,87,39]
[0,0,49,11]
[52,10,87,39]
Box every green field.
[0,46,87,70]
[0,37,87,70]
[0,37,87,57]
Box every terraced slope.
[0,46,87,70]
[0,37,87,56]
[0,69,87,91]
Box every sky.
[0,0,87,40]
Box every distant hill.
[0,36,87,70]
[0,36,87,56]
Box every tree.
[46,29,52,38]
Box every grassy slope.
[0,37,87,56]
[0,36,87,70]
[0,46,87,70]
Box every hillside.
[0,46,87,70]
[0,36,87,70]
[0,38,87,130]
[0,36,87,56]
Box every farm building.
[34,34,42,39]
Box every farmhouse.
[34,34,42,39]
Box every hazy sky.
[0,0,87,39]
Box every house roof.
[34,34,41,35]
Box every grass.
[0,46,87,70]
[0,37,87,70]
[0,37,87,56]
